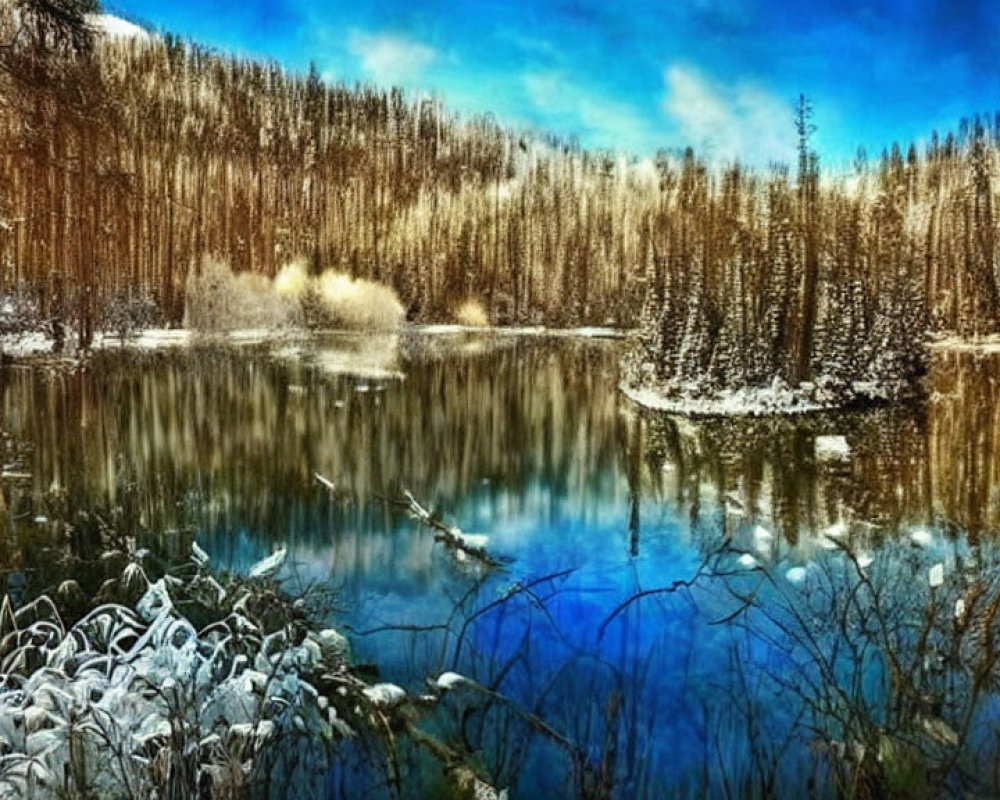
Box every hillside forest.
[2,0,1000,406]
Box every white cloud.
[348,31,436,86]
[663,65,796,166]
[523,72,660,154]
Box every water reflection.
[633,407,932,551]
[1,335,626,590]
[2,338,1000,796]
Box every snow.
[191,541,210,568]
[550,327,630,339]
[248,547,287,579]
[436,671,467,690]
[87,13,151,40]
[815,435,851,460]
[785,566,807,584]
[362,683,407,708]
[753,525,773,554]
[410,324,627,338]
[413,324,473,335]
[0,571,353,798]
[928,562,944,588]
[823,521,848,540]
[622,382,827,417]
[4,323,622,365]
[909,528,933,547]
[623,376,902,417]
[314,472,336,492]
[737,553,757,568]
[1,332,53,358]
[931,334,1000,354]
[451,530,490,550]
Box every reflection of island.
[627,348,1000,547]
[629,405,929,550]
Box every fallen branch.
[314,472,336,492]
[402,490,505,567]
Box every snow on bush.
[453,299,490,327]
[0,548,359,799]
[183,256,298,331]
[312,271,405,331]
[273,258,310,301]
[184,256,405,332]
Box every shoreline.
[0,324,632,360]
[619,378,909,418]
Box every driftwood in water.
[401,490,505,567]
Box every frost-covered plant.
[273,258,310,302]
[453,299,490,328]
[0,288,45,338]
[0,547,355,799]
[183,256,404,333]
[99,287,163,339]
[699,538,1000,798]
[183,256,299,332]
[310,271,405,332]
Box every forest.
[1,0,1000,405]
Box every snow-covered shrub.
[183,256,298,331]
[99,286,162,337]
[0,287,44,337]
[310,270,405,331]
[183,257,404,332]
[453,299,490,327]
[0,549,359,799]
[273,258,310,301]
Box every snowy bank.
[931,334,1000,354]
[621,377,908,417]
[0,332,55,358]
[410,324,630,338]
[621,381,827,417]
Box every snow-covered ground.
[931,334,1000,354]
[87,13,151,40]
[410,324,630,338]
[0,332,53,358]
[622,376,904,417]
[3,325,627,361]
[621,382,830,417]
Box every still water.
[1,333,998,797]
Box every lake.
[2,332,998,798]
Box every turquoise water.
[2,334,998,797]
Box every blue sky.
[108,0,1000,169]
